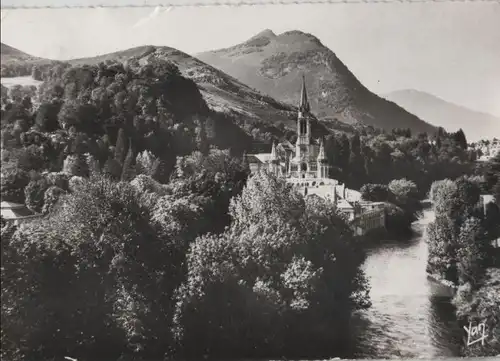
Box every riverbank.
[424,175,500,357]
[453,268,500,357]
[356,201,429,248]
[426,273,457,298]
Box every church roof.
[246,154,264,164]
[1,201,25,210]
[1,201,36,220]
[251,153,272,163]
[278,140,295,152]
[336,199,354,210]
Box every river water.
[350,208,464,359]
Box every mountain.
[1,42,63,77]
[197,30,436,134]
[69,45,306,131]
[2,43,360,136]
[1,42,39,63]
[383,89,500,142]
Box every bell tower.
[292,75,312,178]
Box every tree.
[31,66,43,81]
[173,171,369,358]
[360,183,389,202]
[0,169,31,203]
[136,150,157,176]
[337,134,350,171]
[42,186,65,214]
[195,120,210,155]
[151,158,171,184]
[456,217,489,287]
[35,101,61,132]
[103,157,122,181]
[452,176,481,219]
[1,176,203,359]
[17,145,48,172]
[453,129,467,150]
[24,178,50,213]
[484,153,500,195]
[426,215,458,283]
[57,100,99,134]
[63,154,89,177]
[389,178,418,202]
[114,128,128,165]
[121,146,136,182]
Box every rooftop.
[1,201,26,210]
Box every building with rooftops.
[246,76,386,236]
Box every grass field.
[1,76,42,88]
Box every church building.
[246,76,386,236]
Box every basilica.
[246,76,386,236]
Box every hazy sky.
[1,2,500,118]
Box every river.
[350,208,464,359]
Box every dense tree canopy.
[426,170,500,357]
[173,171,369,358]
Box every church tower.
[317,138,328,178]
[292,75,312,178]
[297,74,311,145]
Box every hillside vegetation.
[1,42,65,78]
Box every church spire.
[270,141,278,161]
[317,138,326,162]
[317,138,328,179]
[269,141,279,176]
[299,74,310,114]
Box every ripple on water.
[353,210,462,359]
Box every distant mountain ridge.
[197,30,436,134]
[68,45,307,130]
[1,42,362,136]
[1,42,37,62]
[1,42,65,77]
[383,89,500,142]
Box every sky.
[1,2,500,118]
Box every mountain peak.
[1,42,33,58]
[249,29,276,40]
[277,30,323,46]
[197,31,436,134]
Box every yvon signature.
[463,321,488,347]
